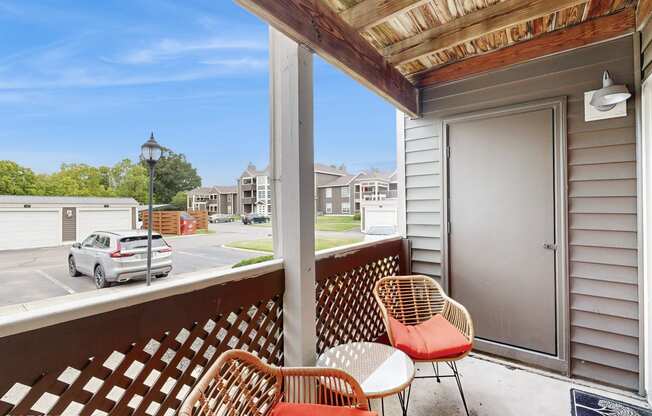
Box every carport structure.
[1,1,652,415]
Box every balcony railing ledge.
[0,258,284,339]
[315,235,402,261]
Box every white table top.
[317,342,415,399]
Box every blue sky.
[0,0,396,185]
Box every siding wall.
[400,37,639,390]
[644,19,652,81]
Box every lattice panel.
[316,253,400,354]
[0,296,283,416]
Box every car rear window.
[120,235,167,250]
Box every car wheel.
[94,265,110,289]
[68,256,81,277]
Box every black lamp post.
[141,133,163,286]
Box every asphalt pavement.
[0,222,364,310]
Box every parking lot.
[0,222,364,310]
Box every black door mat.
[571,389,651,416]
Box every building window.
[325,188,332,198]
[341,187,349,198]
[342,202,350,214]
[326,202,332,214]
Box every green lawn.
[251,216,360,232]
[226,237,363,253]
[232,255,274,268]
[316,216,360,232]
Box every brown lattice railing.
[315,237,411,354]
[0,265,284,416]
[0,238,410,415]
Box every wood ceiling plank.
[586,0,614,18]
[415,8,635,87]
[384,0,589,65]
[235,0,419,117]
[339,0,431,30]
[639,0,652,29]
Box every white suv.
[68,230,173,288]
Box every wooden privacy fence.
[315,237,411,354]
[141,211,182,235]
[188,210,208,230]
[0,267,284,416]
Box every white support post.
[269,27,317,367]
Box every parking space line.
[176,251,224,261]
[36,270,76,294]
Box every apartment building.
[187,186,238,215]
[238,162,351,216]
[237,164,271,216]
[317,170,398,215]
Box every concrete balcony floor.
[369,354,649,416]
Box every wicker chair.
[373,275,474,416]
[180,349,374,416]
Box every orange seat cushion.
[270,403,377,416]
[388,314,472,360]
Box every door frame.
[440,96,569,374]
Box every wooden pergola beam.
[339,0,430,31]
[235,0,419,117]
[414,8,636,88]
[384,0,588,66]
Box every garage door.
[0,210,60,250]
[364,209,397,233]
[77,209,132,241]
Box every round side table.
[317,341,414,416]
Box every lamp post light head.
[141,132,163,165]
[590,71,631,112]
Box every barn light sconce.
[589,71,631,111]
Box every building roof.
[187,187,214,196]
[213,186,237,194]
[314,163,348,176]
[240,163,270,178]
[317,173,360,188]
[357,169,397,182]
[188,186,238,195]
[0,195,139,205]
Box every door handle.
[543,243,557,250]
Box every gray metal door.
[448,109,557,355]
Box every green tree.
[111,159,148,203]
[143,149,201,203]
[41,164,116,197]
[170,191,188,211]
[0,160,40,195]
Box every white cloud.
[0,63,266,90]
[116,37,266,65]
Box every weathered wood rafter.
[413,8,636,87]
[235,0,419,117]
[639,0,652,28]
[339,0,430,31]
[384,0,588,66]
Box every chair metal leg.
[449,361,470,416]
[432,362,441,383]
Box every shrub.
[353,212,361,221]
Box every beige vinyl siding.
[643,19,652,81]
[404,116,443,281]
[401,36,639,390]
